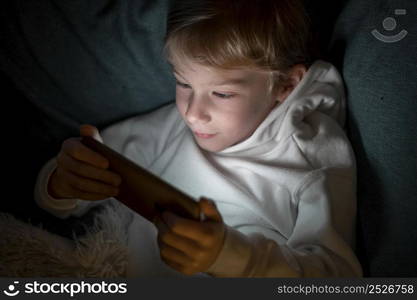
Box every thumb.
[199,197,222,223]
[79,124,103,143]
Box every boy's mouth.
[193,131,217,139]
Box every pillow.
[0,0,176,229]
[329,0,417,276]
[0,0,175,138]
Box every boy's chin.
[194,139,228,153]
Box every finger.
[156,214,202,256]
[159,243,192,268]
[79,124,103,143]
[58,152,121,186]
[162,258,195,276]
[154,216,169,236]
[48,169,76,199]
[59,168,119,197]
[161,211,211,241]
[54,176,111,201]
[199,197,223,222]
[69,188,111,201]
[159,229,200,256]
[62,138,109,169]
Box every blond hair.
[164,0,313,91]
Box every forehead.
[172,60,270,86]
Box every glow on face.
[174,60,278,152]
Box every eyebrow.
[173,70,186,80]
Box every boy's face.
[174,60,279,152]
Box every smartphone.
[81,136,201,222]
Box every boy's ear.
[276,64,307,103]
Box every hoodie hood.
[219,60,346,155]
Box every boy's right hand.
[48,124,122,201]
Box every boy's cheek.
[175,98,188,119]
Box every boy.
[35,0,362,277]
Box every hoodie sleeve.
[34,157,103,219]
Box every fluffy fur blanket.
[0,201,132,277]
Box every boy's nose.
[185,98,211,124]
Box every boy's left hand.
[154,197,226,276]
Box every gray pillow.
[329,0,417,276]
[0,0,175,142]
[0,0,176,234]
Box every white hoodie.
[35,60,363,277]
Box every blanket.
[0,201,132,277]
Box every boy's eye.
[212,91,235,99]
[176,80,191,89]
